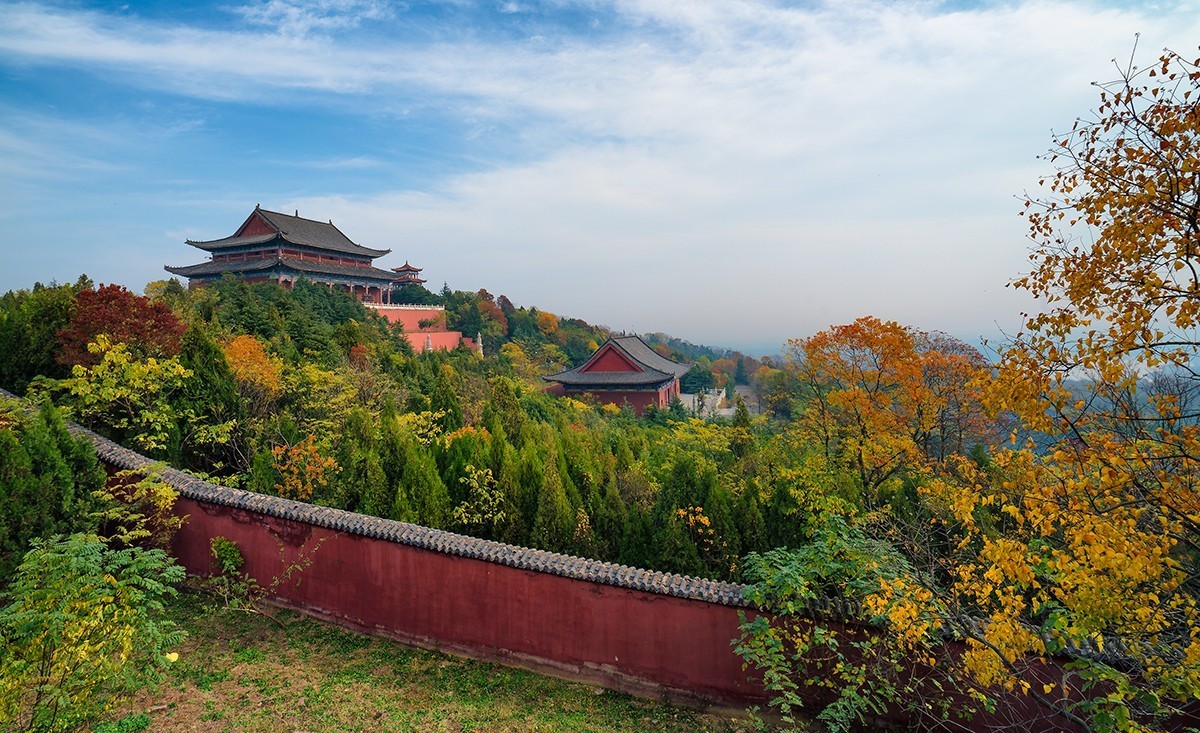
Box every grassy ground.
[109,591,774,732]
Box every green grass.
[104,591,775,732]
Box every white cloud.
[2,0,1200,350]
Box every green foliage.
[531,453,574,552]
[91,466,185,551]
[93,712,152,733]
[430,364,464,432]
[399,430,451,528]
[49,336,195,455]
[176,325,244,472]
[0,533,185,733]
[452,465,506,538]
[204,534,324,629]
[210,536,244,575]
[0,279,85,394]
[0,399,105,585]
[735,517,936,732]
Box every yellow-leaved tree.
[925,45,1200,730]
[738,47,1200,733]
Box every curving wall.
[74,411,766,710]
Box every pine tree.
[177,325,244,473]
[402,435,451,528]
[730,397,754,459]
[736,486,767,557]
[483,377,525,448]
[618,509,655,569]
[357,449,390,519]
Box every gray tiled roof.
[186,207,390,258]
[545,335,693,388]
[612,336,694,378]
[165,256,406,283]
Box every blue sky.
[1,0,1198,355]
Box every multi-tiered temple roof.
[165,206,420,303]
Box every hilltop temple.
[544,336,692,415]
[165,205,425,303]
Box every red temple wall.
[170,496,765,707]
[373,307,445,333]
[566,388,667,415]
[163,495,1107,730]
[413,331,465,353]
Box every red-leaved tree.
[58,284,187,366]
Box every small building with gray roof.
[544,336,692,415]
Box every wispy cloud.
[233,0,395,38]
[2,0,1199,349]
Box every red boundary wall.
[171,497,765,707]
[64,411,768,709]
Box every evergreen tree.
[247,449,280,498]
[736,486,768,557]
[0,401,105,584]
[494,443,526,546]
[401,436,451,528]
[176,326,244,473]
[703,484,741,577]
[618,509,655,569]
[531,453,573,553]
[482,377,525,448]
[0,280,83,393]
[430,363,464,432]
[654,512,705,578]
[356,449,390,519]
[594,477,628,562]
[730,397,754,459]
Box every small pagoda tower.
[392,262,426,286]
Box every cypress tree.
[483,377,525,448]
[357,449,390,519]
[0,401,104,584]
[531,454,573,553]
[402,435,451,529]
[703,484,740,578]
[736,486,767,557]
[654,513,705,578]
[430,363,463,432]
[594,476,628,562]
[515,441,545,534]
[248,449,280,498]
[730,397,754,459]
[494,444,526,546]
[618,508,655,570]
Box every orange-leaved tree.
[786,316,993,510]
[223,334,283,413]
